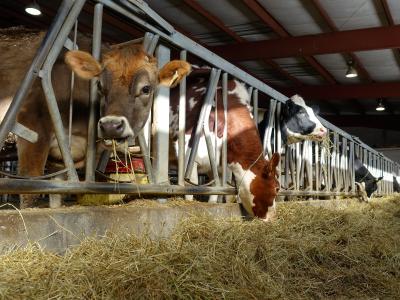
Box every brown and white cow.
[0,29,190,208]
[169,68,280,221]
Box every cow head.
[65,45,191,147]
[356,176,383,202]
[232,153,280,222]
[280,95,327,144]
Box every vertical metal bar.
[177,50,187,186]
[85,3,103,181]
[203,84,221,186]
[0,0,74,150]
[147,35,160,55]
[264,100,276,158]
[152,45,171,184]
[350,141,355,193]
[68,21,78,148]
[143,32,154,52]
[276,101,282,186]
[221,73,228,187]
[185,69,220,180]
[295,143,301,191]
[315,142,319,191]
[253,89,258,125]
[138,132,154,183]
[40,0,87,181]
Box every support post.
[85,2,103,181]
[152,45,170,184]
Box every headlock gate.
[0,0,398,204]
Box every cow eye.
[141,85,151,94]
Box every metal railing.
[0,0,398,204]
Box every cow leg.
[17,126,51,209]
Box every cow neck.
[226,100,266,173]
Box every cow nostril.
[116,121,124,132]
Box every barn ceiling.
[0,0,399,133]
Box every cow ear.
[270,153,280,170]
[264,153,280,176]
[376,176,383,182]
[65,50,102,80]
[159,60,191,87]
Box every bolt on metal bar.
[85,3,103,181]
[0,0,74,151]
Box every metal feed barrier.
[0,0,398,204]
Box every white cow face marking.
[228,162,256,216]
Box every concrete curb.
[0,198,362,254]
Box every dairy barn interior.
[0,0,399,299]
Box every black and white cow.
[354,155,383,202]
[258,95,327,145]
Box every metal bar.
[315,142,320,191]
[85,2,103,181]
[0,178,236,195]
[177,50,187,186]
[253,89,258,125]
[143,32,154,53]
[0,178,358,197]
[221,73,228,188]
[40,0,87,181]
[202,71,222,186]
[185,69,220,179]
[152,45,171,184]
[147,35,160,55]
[124,0,174,33]
[11,122,38,144]
[0,0,74,150]
[137,131,154,183]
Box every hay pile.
[1,197,400,299]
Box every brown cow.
[169,69,280,221]
[0,28,190,208]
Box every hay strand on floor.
[0,196,399,299]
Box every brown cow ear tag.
[159,60,191,87]
[65,50,102,80]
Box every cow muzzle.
[310,126,328,141]
[98,116,134,146]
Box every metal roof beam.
[182,0,302,86]
[310,0,373,83]
[242,0,336,84]
[211,25,400,60]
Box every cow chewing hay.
[0,196,399,299]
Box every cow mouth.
[102,137,129,147]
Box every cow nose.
[99,118,125,138]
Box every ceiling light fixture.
[25,0,42,16]
[345,60,358,78]
[376,99,385,111]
